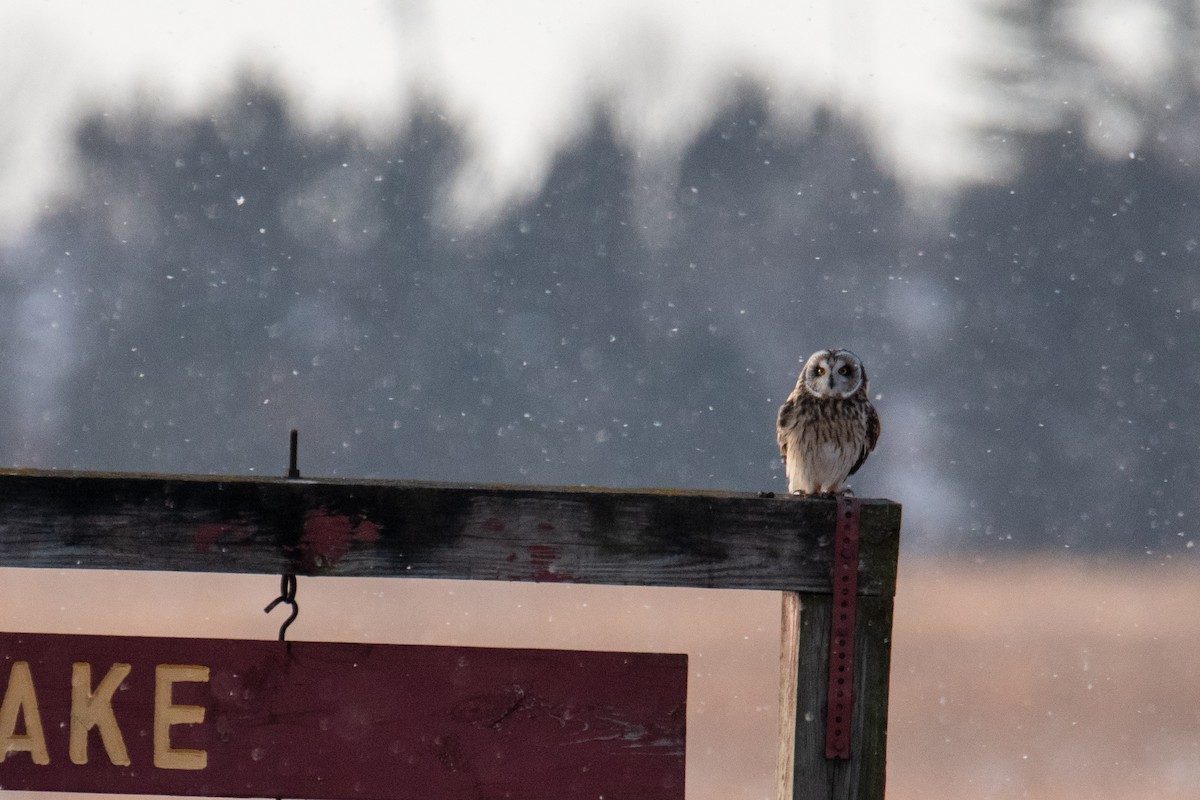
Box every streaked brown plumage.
[776,348,880,495]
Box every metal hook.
[267,431,303,641]
[264,574,299,642]
[267,431,302,800]
[269,430,302,639]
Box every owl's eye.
[815,367,826,376]
[837,365,850,376]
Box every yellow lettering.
[70,662,131,766]
[154,664,209,770]
[0,662,49,765]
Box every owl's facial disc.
[802,349,863,398]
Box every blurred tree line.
[0,71,1196,556]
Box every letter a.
[0,662,49,765]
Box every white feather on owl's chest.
[785,431,859,494]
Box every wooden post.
[0,469,901,800]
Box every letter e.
[154,664,209,770]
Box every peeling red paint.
[194,522,251,553]
[298,510,382,568]
[526,544,566,583]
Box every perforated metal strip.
[825,495,861,759]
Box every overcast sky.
[0,0,1175,241]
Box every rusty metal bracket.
[825,494,861,759]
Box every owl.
[776,348,880,495]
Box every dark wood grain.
[791,593,894,800]
[0,469,900,595]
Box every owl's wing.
[848,402,881,476]
[776,396,796,460]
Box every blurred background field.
[889,558,1200,800]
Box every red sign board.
[0,632,686,800]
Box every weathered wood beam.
[0,470,900,596]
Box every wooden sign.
[0,469,901,800]
[0,632,687,800]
